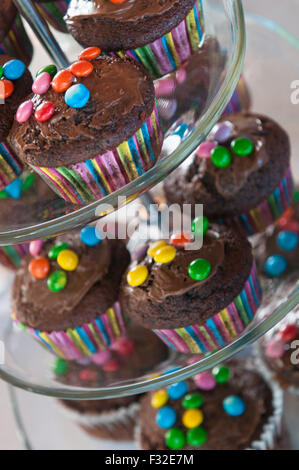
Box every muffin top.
[0,55,33,141]
[66,0,196,50]
[12,230,130,331]
[0,1,17,42]
[139,362,276,450]
[56,324,169,414]
[164,112,290,218]
[120,222,252,329]
[10,54,155,167]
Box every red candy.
[279,324,298,342]
[52,70,73,93]
[0,79,14,99]
[102,359,120,371]
[110,0,127,3]
[277,207,295,228]
[70,60,94,78]
[34,101,55,122]
[111,338,135,357]
[79,47,101,61]
[170,231,193,248]
[29,257,50,279]
[79,369,98,382]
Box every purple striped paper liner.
[0,141,23,191]
[0,243,29,270]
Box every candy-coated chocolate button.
[264,255,287,277]
[231,137,254,156]
[79,369,98,382]
[196,141,215,159]
[53,358,68,375]
[127,264,148,287]
[111,337,135,356]
[165,428,186,450]
[65,84,90,108]
[212,365,230,384]
[79,47,101,61]
[209,121,233,143]
[191,216,209,237]
[110,0,127,3]
[70,60,94,77]
[29,240,43,257]
[36,64,57,78]
[182,409,204,429]
[80,226,101,246]
[277,231,299,252]
[147,240,167,257]
[194,371,217,390]
[102,359,120,371]
[154,245,176,264]
[48,242,68,260]
[57,249,79,271]
[211,146,231,168]
[223,395,246,417]
[0,80,14,99]
[279,324,298,342]
[188,258,211,281]
[0,66,3,79]
[168,381,188,400]
[187,426,207,446]
[170,232,193,248]
[91,350,111,366]
[182,393,204,409]
[151,389,168,408]
[22,173,35,192]
[156,406,177,429]
[5,178,22,199]
[32,72,51,95]
[52,69,73,93]
[3,59,25,80]
[29,257,50,280]
[34,101,55,122]
[47,270,67,292]
[265,339,285,358]
[16,100,33,123]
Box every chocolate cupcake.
[258,312,299,395]
[56,325,169,440]
[0,55,32,191]
[12,228,130,359]
[120,222,262,353]
[164,112,294,236]
[65,0,204,79]
[137,361,285,450]
[10,52,163,205]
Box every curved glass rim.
[1,283,298,400]
[0,0,246,245]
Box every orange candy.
[52,70,73,93]
[70,61,94,78]
[170,231,193,248]
[110,0,127,3]
[79,47,101,61]
[29,257,50,280]
[0,79,14,99]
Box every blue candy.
[277,231,299,252]
[80,226,102,246]
[264,255,287,277]
[4,178,22,199]
[3,60,25,80]
[223,395,246,417]
[174,123,189,139]
[156,406,177,429]
[65,84,90,109]
[168,381,188,400]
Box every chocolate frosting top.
[12,232,130,331]
[10,56,155,167]
[140,362,275,450]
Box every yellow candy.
[57,249,79,271]
[127,264,148,287]
[182,409,204,429]
[147,240,167,257]
[154,245,176,264]
[151,389,168,408]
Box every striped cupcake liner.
[0,243,29,270]
[36,1,70,33]
[0,141,23,191]
[154,263,262,354]
[0,15,33,66]
[32,105,163,205]
[109,0,204,79]
[222,168,294,236]
[223,75,251,115]
[13,302,128,360]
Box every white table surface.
[1,0,299,450]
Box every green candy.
[212,365,230,384]
[21,173,35,192]
[47,270,67,292]
[182,393,204,409]
[191,216,209,238]
[165,428,186,450]
[211,146,231,168]
[293,191,299,203]
[48,242,68,260]
[231,137,254,156]
[187,427,207,446]
[0,66,3,79]
[53,358,68,375]
[188,258,211,281]
[36,64,57,78]
[0,190,7,199]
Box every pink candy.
[91,350,111,366]
[265,339,286,358]
[111,337,135,357]
[196,141,216,159]
[155,78,176,97]
[32,72,51,95]
[176,68,187,84]
[102,358,120,372]
[194,371,217,391]
[29,240,44,257]
[16,100,33,123]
